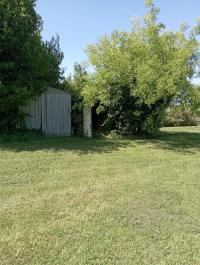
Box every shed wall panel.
[23,88,71,136]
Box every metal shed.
[22,87,71,136]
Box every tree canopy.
[82,0,200,134]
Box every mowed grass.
[0,127,200,265]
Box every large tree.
[83,0,200,134]
[0,0,63,131]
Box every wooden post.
[83,106,92,137]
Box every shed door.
[43,93,71,136]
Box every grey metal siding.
[23,88,71,136]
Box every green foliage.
[83,1,200,134]
[0,129,43,143]
[164,108,198,127]
[63,63,88,135]
[0,0,63,131]
[164,85,200,127]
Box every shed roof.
[44,87,70,95]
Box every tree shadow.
[135,130,200,154]
[0,135,131,155]
[0,129,199,155]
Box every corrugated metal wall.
[23,88,71,136]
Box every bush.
[164,108,198,127]
[0,129,43,144]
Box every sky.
[36,0,200,78]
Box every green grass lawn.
[0,127,200,265]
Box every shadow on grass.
[135,130,200,154]
[0,128,199,155]
[0,134,131,155]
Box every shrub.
[164,108,198,127]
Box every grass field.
[0,127,200,265]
